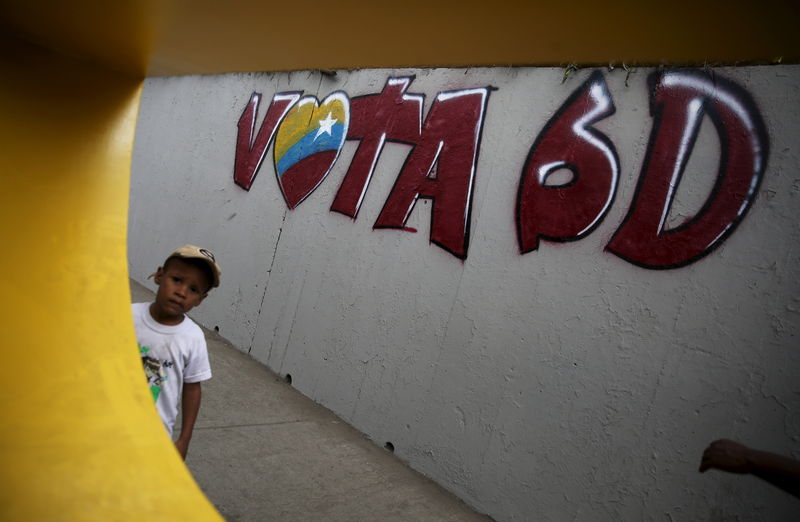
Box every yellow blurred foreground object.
[0,33,221,521]
[0,0,795,519]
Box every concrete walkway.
[131,280,491,521]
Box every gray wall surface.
[128,66,800,520]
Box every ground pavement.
[131,280,491,521]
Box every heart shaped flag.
[273,92,350,209]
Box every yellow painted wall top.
[3,0,799,78]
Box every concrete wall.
[128,66,800,520]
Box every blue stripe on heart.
[276,123,346,177]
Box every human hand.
[699,439,753,474]
[175,437,190,460]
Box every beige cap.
[165,244,222,288]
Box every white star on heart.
[314,112,338,140]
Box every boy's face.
[151,258,210,325]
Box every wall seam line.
[250,207,288,357]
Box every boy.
[132,245,221,459]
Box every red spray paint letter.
[331,77,424,218]
[234,92,300,190]
[517,71,619,253]
[606,71,769,268]
[373,87,491,259]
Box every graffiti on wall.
[517,71,620,254]
[234,70,768,268]
[235,77,490,258]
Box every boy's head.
[161,245,221,290]
[150,245,221,324]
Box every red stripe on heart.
[279,151,339,209]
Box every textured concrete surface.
[129,66,800,521]
[131,279,490,521]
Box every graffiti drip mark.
[606,70,769,269]
[273,92,351,209]
[234,92,301,191]
[373,86,492,260]
[517,70,620,253]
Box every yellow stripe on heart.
[275,95,348,162]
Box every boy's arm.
[699,439,800,499]
[175,382,202,460]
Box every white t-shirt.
[132,302,212,436]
